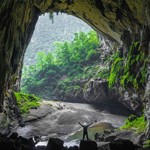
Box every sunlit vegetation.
[22,33,147,102]
[14,92,41,114]
[21,31,109,98]
[108,51,123,87]
[108,42,147,90]
[120,114,147,133]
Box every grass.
[14,92,41,114]
[120,114,147,133]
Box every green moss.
[108,41,147,90]
[95,66,109,79]
[143,140,150,148]
[108,57,123,87]
[120,114,147,133]
[120,42,147,89]
[14,92,41,114]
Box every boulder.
[84,79,109,103]
[18,136,35,148]
[79,140,97,150]
[109,138,135,150]
[45,138,64,150]
[68,146,79,150]
[97,142,110,150]
[0,133,36,150]
[9,132,18,140]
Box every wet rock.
[84,79,109,103]
[104,135,116,142]
[97,142,110,150]
[119,91,143,115]
[109,138,135,150]
[79,140,97,150]
[95,130,114,142]
[45,138,64,150]
[128,115,137,122]
[95,130,146,147]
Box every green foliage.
[120,114,147,133]
[108,42,147,89]
[14,92,41,114]
[83,65,109,80]
[54,31,99,67]
[108,57,123,87]
[21,31,103,98]
[120,42,147,89]
[95,66,109,79]
[143,140,150,148]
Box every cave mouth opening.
[18,12,131,118]
[18,11,128,116]
[20,12,100,102]
[15,13,127,142]
[0,1,149,148]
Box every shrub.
[21,31,101,97]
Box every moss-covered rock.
[109,42,147,90]
[120,114,147,133]
[14,92,41,114]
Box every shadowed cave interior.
[0,1,150,150]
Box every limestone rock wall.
[0,1,40,111]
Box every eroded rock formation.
[0,0,150,136]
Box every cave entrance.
[1,1,149,146]
[16,13,125,142]
[18,12,127,117]
[21,12,98,101]
[0,0,123,112]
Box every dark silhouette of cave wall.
[0,1,40,111]
[0,0,149,119]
